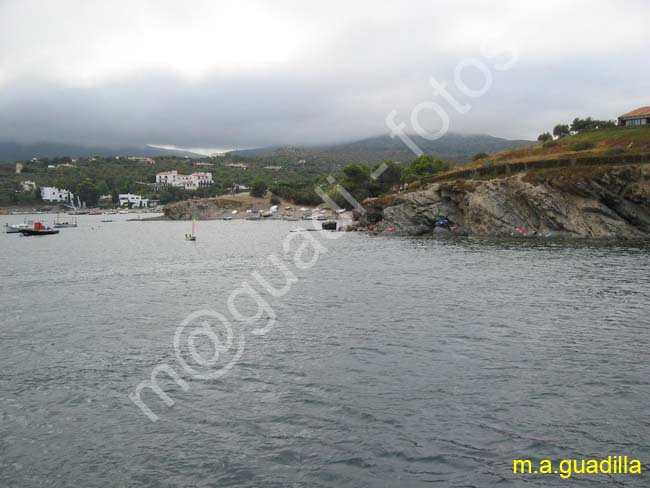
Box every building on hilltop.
[618,106,650,127]
[154,170,214,191]
[224,162,248,170]
[127,156,156,164]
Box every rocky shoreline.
[352,164,650,240]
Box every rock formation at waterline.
[354,164,650,239]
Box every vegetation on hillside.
[231,133,532,166]
[0,147,456,209]
[423,125,650,184]
[537,117,617,143]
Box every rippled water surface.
[1,214,649,487]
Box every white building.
[41,186,73,202]
[119,193,149,208]
[229,183,250,193]
[20,180,36,192]
[155,170,213,190]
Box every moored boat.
[5,222,31,234]
[19,221,59,236]
[53,216,78,228]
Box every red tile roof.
[619,106,650,119]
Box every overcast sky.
[0,0,648,151]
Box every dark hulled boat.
[19,222,60,236]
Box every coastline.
[353,163,650,240]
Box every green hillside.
[429,125,650,182]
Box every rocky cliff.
[355,164,650,239]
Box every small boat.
[5,222,30,234]
[20,221,59,236]
[223,216,233,221]
[185,219,197,241]
[101,219,113,223]
[316,215,327,221]
[53,215,78,228]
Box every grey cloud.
[0,1,649,148]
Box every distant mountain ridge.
[0,141,200,162]
[0,132,534,165]
[232,133,534,165]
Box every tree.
[570,117,616,133]
[537,132,553,143]
[339,163,372,202]
[76,181,100,207]
[553,124,570,138]
[341,163,371,186]
[472,152,489,161]
[96,180,110,197]
[402,154,449,182]
[270,195,281,206]
[371,161,402,193]
[250,180,268,197]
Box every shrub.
[543,140,558,148]
[270,195,281,205]
[250,180,268,197]
[472,152,489,161]
[569,141,595,151]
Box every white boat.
[5,222,31,234]
[185,218,197,241]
